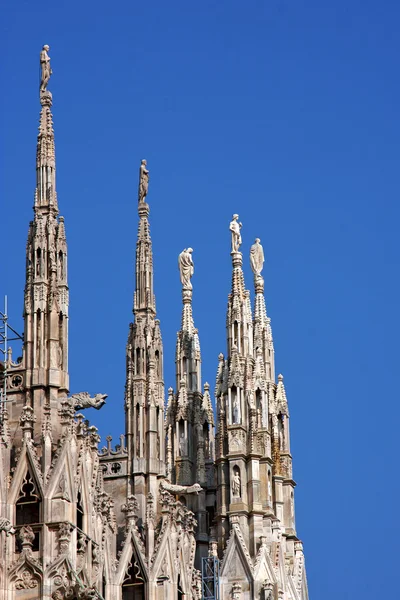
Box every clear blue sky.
[2,1,399,598]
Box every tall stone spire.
[7,45,69,444]
[125,160,165,508]
[165,248,215,565]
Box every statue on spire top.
[250,238,265,276]
[230,214,242,253]
[138,159,149,203]
[178,248,194,290]
[40,45,52,93]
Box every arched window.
[122,557,145,600]
[16,471,41,552]
[76,490,84,531]
[36,248,41,277]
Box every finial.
[138,159,149,204]
[229,214,242,253]
[278,373,284,382]
[39,44,52,96]
[178,248,194,291]
[250,237,265,276]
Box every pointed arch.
[45,442,75,502]
[115,529,148,588]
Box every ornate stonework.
[0,46,309,600]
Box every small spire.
[36,45,57,214]
[276,373,289,415]
[176,248,201,391]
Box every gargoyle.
[160,480,203,495]
[68,392,107,411]
[0,518,15,536]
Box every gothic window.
[58,250,64,278]
[233,321,239,349]
[155,349,160,377]
[16,472,41,552]
[36,248,41,276]
[122,557,145,600]
[136,348,141,375]
[76,490,84,531]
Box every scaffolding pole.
[202,556,219,600]
[0,296,24,421]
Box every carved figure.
[67,392,107,410]
[232,470,241,497]
[138,159,149,203]
[0,518,15,536]
[232,396,240,424]
[160,479,202,495]
[178,248,194,290]
[229,214,242,253]
[250,238,265,276]
[179,433,188,456]
[40,44,52,92]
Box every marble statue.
[138,159,149,203]
[40,45,52,92]
[179,432,188,456]
[178,248,194,289]
[232,471,241,497]
[229,214,242,253]
[250,238,265,276]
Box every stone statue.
[229,214,242,253]
[0,518,15,536]
[138,159,149,203]
[40,45,52,93]
[232,396,240,424]
[178,248,194,290]
[179,433,188,456]
[67,392,107,410]
[160,479,203,495]
[232,470,241,497]
[250,238,265,276]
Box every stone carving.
[250,238,264,276]
[179,433,188,456]
[232,395,240,424]
[58,522,72,554]
[14,569,38,590]
[67,392,107,410]
[138,159,149,203]
[0,517,15,536]
[229,214,242,253]
[160,479,202,495]
[232,469,241,498]
[231,582,242,599]
[19,525,35,551]
[262,581,274,600]
[178,248,194,290]
[40,44,52,93]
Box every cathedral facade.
[0,48,309,600]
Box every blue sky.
[2,1,400,598]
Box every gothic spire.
[227,214,253,358]
[125,160,165,502]
[250,238,275,382]
[176,248,201,392]
[6,45,70,445]
[35,45,57,214]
